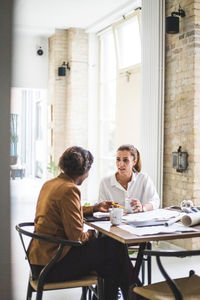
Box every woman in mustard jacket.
[28,146,137,300]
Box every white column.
[141,0,165,203]
[87,33,99,203]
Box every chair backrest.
[15,222,83,284]
[142,249,200,300]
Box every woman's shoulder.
[100,174,114,184]
[45,175,80,195]
[135,171,150,181]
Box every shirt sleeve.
[59,186,93,243]
[142,175,160,209]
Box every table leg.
[147,242,152,284]
[134,243,147,286]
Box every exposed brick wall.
[48,28,89,202]
[165,0,195,205]
[48,28,88,164]
[164,0,200,248]
[48,29,68,163]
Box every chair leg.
[97,277,104,300]
[26,281,33,300]
[141,260,145,284]
[81,286,88,300]
[88,288,92,300]
[36,289,43,300]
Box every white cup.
[110,207,123,226]
[125,197,134,214]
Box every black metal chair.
[16,222,103,300]
[133,249,200,300]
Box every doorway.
[10,87,47,179]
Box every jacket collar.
[58,172,74,183]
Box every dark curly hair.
[117,144,141,172]
[58,146,94,178]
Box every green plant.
[83,202,91,206]
[47,161,59,177]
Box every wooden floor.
[11,178,200,300]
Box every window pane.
[100,31,116,82]
[100,121,116,157]
[116,16,141,69]
[99,29,116,180]
[100,80,116,121]
[100,157,116,178]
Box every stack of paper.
[119,223,199,236]
[122,208,182,223]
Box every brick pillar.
[164,0,200,249]
[48,28,88,164]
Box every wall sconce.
[58,61,70,76]
[166,4,186,34]
[172,146,188,173]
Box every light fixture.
[166,4,186,34]
[172,146,188,173]
[58,61,70,76]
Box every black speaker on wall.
[58,62,70,76]
[166,16,179,34]
[58,66,66,76]
[166,5,185,34]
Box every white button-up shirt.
[98,172,160,209]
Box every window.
[98,11,142,180]
[99,29,117,177]
[115,14,141,69]
[10,114,19,158]
[10,88,47,178]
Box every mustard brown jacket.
[28,173,94,265]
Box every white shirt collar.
[110,172,137,188]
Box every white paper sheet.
[122,208,183,222]
[90,221,111,230]
[119,223,199,236]
[93,212,110,218]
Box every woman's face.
[116,150,136,177]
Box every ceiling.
[13,0,141,36]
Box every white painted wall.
[12,32,48,89]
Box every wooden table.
[85,220,200,244]
[85,220,200,283]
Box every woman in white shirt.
[98,144,160,212]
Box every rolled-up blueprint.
[164,215,183,226]
[181,212,200,226]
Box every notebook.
[84,215,110,222]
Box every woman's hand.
[93,201,112,212]
[130,198,143,212]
